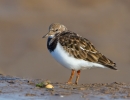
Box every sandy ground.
[0,74,130,100]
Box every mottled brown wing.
[59,31,117,70]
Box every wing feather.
[58,31,117,70]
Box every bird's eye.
[56,29,58,31]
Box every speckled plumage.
[47,30,117,70]
[43,23,117,84]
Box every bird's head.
[43,23,67,38]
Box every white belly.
[50,42,105,71]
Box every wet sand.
[0,74,130,100]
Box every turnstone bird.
[43,23,117,84]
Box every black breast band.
[47,37,58,52]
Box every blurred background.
[0,0,130,83]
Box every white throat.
[48,35,54,38]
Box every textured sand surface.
[0,75,130,100]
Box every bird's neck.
[47,36,58,52]
[48,35,54,38]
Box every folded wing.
[59,31,117,70]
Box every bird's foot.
[75,82,78,85]
[66,81,73,85]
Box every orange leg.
[67,69,75,84]
[75,70,80,85]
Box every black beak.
[42,33,48,38]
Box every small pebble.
[45,84,54,89]
[25,93,36,96]
[80,88,86,90]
